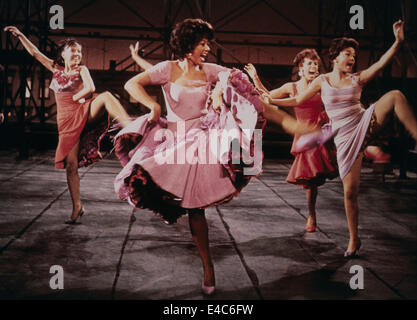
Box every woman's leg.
[263,103,315,136]
[188,210,215,287]
[373,90,417,141]
[306,186,318,231]
[89,91,131,127]
[341,153,363,253]
[65,141,83,220]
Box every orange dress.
[50,66,110,169]
[286,83,338,188]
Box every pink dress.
[286,83,338,188]
[113,61,265,223]
[50,66,110,169]
[320,75,375,179]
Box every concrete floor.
[0,149,416,300]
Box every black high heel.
[64,207,85,224]
[344,238,361,258]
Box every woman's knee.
[66,160,78,175]
[102,91,114,101]
[344,186,359,202]
[389,90,406,103]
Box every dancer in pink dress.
[269,20,417,257]
[245,49,338,233]
[115,19,330,295]
[4,26,131,224]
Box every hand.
[211,83,223,114]
[393,19,404,43]
[72,94,85,103]
[129,41,140,58]
[0,113,4,124]
[244,63,258,80]
[4,26,23,38]
[147,104,161,123]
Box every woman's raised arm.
[4,26,55,72]
[358,20,404,85]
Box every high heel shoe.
[64,207,85,224]
[294,124,338,153]
[363,146,391,164]
[344,238,362,259]
[202,280,216,296]
[305,216,317,232]
[305,223,317,233]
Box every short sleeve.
[203,63,229,83]
[147,61,172,85]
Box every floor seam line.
[216,206,264,300]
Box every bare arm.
[130,42,154,71]
[270,82,293,99]
[72,66,96,102]
[244,64,270,94]
[4,26,54,72]
[359,20,404,84]
[270,76,321,107]
[124,72,161,122]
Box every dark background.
[1,0,416,167]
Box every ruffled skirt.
[286,110,338,188]
[114,69,265,223]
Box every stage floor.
[0,150,416,300]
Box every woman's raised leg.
[373,90,417,141]
[89,91,131,127]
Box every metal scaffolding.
[1,0,415,160]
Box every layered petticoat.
[114,69,266,223]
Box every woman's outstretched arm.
[244,63,270,94]
[358,20,404,85]
[130,42,154,71]
[4,26,54,72]
[270,76,321,107]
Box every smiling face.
[61,43,82,68]
[334,47,356,73]
[299,58,319,81]
[188,38,210,66]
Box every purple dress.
[113,61,265,223]
[320,74,375,179]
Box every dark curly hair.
[292,48,323,80]
[329,37,359,62]
[53,38,82,67]
[169,18,214,59]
